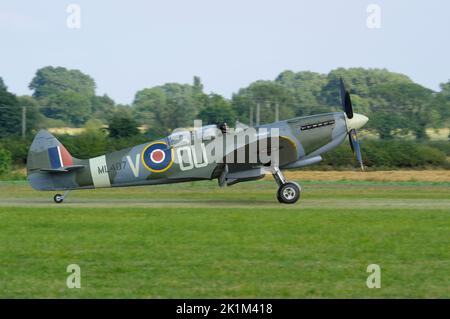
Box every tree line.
[1,134,448,179]
[1,66,450,140]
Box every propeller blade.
[348,134,354,153]
[340,78,346,109]
[344,92,353,119]
[349,129,364,171]
[339,78,354,119]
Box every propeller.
[340,78,353,119]
[340,78,364,171]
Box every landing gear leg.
[272,167,301,204]
[53,190,70,204]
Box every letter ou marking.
[191,143,208,168]
[177,146,194,171]
[177,144,209,171]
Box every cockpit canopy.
[168,124,221,147]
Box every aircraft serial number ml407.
[97,160,127,174]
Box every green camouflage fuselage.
[27,112,348,191]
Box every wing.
[218,134,299,186]
[222,135,298,167]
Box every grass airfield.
[0,173,449,298]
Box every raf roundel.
[141,141,174,173]
[150,149,165,163]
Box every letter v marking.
[127,154,140,177]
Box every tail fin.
[27,130,75,173]
[27,130,85,191]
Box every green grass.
[0,180,449,298]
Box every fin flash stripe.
[48,145,73,168]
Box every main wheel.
[277,182,301,204]
[53,194,64,204]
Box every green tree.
[0,79,21,137]
[133,82,198,133]
[29,66,96,98]
[133,87,168,136]
[91,94,117,122]
[369,82,435,139]
[275,70,329,115]
[199,94,236,125]
[192,76,208,112]
[107,111,140,138]
[322,68,412,103]
[0,77,6,91]
[232,81,295,124]
[16,95,42,134]
[319,68,414,121]
[29,66,96,126]
[193,76,204,95]
[162,83,197,128]
[435,80,450,127]
[41,90,92,126]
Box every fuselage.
[28,111,368,191]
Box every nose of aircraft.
[346,113,369,131]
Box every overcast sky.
[1,0,449,104]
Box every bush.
[360,140,393,168]
[0,147,12,175]
[107,112,140,138]
[0,137,31,165]
[320,145,354,168]
[415,144,447,166]
[106,135,148,153]
[58,129,108,159]
[58,130,148,159]
[318,139,447,169]
[427,141,450,156]
[383,141,421,167]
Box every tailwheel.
[53,194,64,204]
[277,182,301,204]
[53,190,70,204]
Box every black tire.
[277,191,283,203]
[277,182,301,204]
[53,194,64,204]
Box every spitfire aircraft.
[27,79,368,204]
